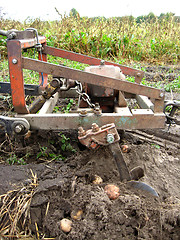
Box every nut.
[92,123,99,132]
[106,133,114,144]
[12,58,18,64]
[79,109,88,117]
[14,124,24,134]
[78,127,86,137]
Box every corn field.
[0,14,180,64]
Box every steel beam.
[22,57,164,100]
[43,46,144,81]
[17,112,165,130]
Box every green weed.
[61,99,74,113]
[6,153,26,165]
[164,76,180,92]
[37,146,64,161]
[59,133,76,153]
[151,144,161,149]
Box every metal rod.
[109,142,131,181]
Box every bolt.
[106,133,115,144]
[14,124,24,134]
[93,107,102,116]
[80,109,87,117]
[92,123,99,132]
[160,92,164,98]
[100,60,105,66]
[12,58,18,64]
[50,78,60,88]
[78,127,86,137]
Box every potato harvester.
[0,28,179,196]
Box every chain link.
[76,81,95,108]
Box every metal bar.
[43,46,144,80]
[7,40,29,114]
[38,92,59,114]
[109,142,131,181]
[19,36,46,49]
[136,95,154,111]
[22,57,163,100]
[17,112,165,130]
[0,82,40,96]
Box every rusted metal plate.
[43,46,144,80]
[78,123,120,148]
[154,99,165,113]
[118,91,127,107]
[17,112,165,130]
[22,57,163,100]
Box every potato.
[60,218,72,233]
[104,184,120,200]
[92,175,103,184]
[71,209,83,220]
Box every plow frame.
[0,29,165,133]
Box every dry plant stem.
[0,171,38,238]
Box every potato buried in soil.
[104,184,120,200]
[60,218,72,233]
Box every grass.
[0,13,179,64]
[0,13,179,91]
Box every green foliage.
[6,153,26,165]
[0,13,179,63]
[164,76,180,92]
[61,99,74,113]
[151,144,161,149]
[69,8,80,18]
[37,146,64,161]
[59,133,76,153]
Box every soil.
[0,65,180,240]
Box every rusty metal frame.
[18,111,165,130]
[7,35,47,113]
[2,29,165,131]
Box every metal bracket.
[164,100,180,125]
[0,115,30,135]
[78,123,120,149]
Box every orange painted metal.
[6,35,47,113]
[43,46,144,81]
[7,40,29,114]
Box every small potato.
[71,209,83,220]
[104,184,120,200]
[92,175,103,184]
[60,218,72,233]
